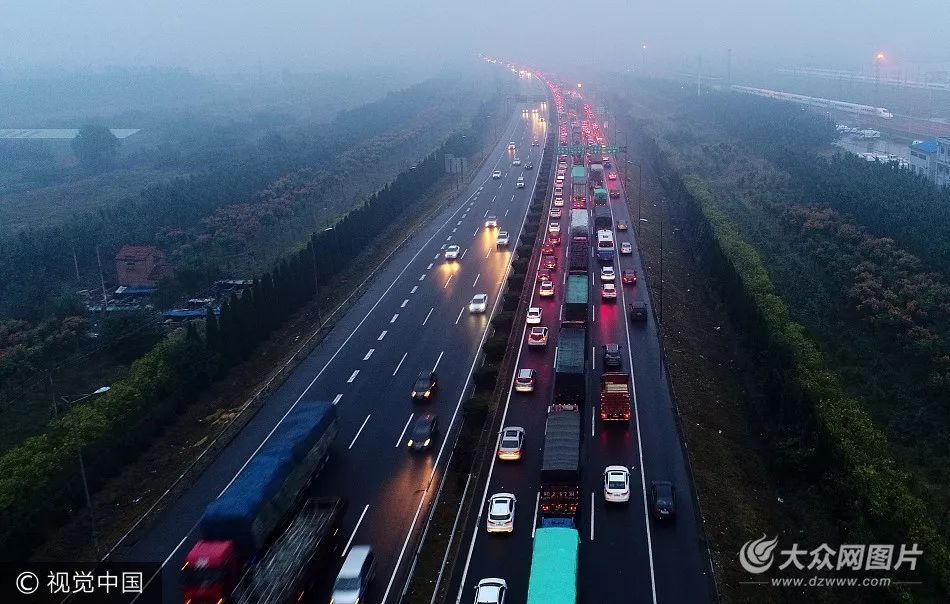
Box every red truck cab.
[600,372,632,421]
[181,540,241,604]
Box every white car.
[507,142,516,150]
[601,283,617,300]
[496,231,510,247]
[538,280,554,297]
[600,265,616,282]
[549,207,562,219]
[553,196,564,207]
[469,294,488,314]
[604,466,631,503]
[486,493,516,533]
[548,221,560,234]
[512,157,521,166]
[492,170,502,179]
[516,177,525,188]
[620,241,633,254]
[526,306,542,324]
[485,216,498,228]
[498,427,525,459]
[444,244,461,260]
[474,578,507,604]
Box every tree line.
[0,96,498,559]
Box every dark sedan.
[410,371,437,401]
[407,414,439,451]
[650,480,677,520]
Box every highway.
[448,79,714,604]
[113,76,549,603]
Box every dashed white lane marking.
[455,307,465,325]
[472,273,480,288]
[432,350,444,371]
[390,313,399,324]
[393,351,408,376]
[395,413,414,447]
[341,504,370,558]
[419,274,426,282]
[364,349,375,360]
[349,414,371,449]
[423,307,434,325]
[444,275,453,289]
[378,330,387,341]
[332,393,343,405]
[401,299,409,308]
[427,263,434,270]
[460,248,468,259]
[347,370,359,383]
[411,286,419,294]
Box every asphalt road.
[448,82,715,604]
[113,78,550,603]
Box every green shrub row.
[680,174,950,594]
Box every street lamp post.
[50,382,111,558]
[627,161,643,232]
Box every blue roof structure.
[911,139,938,154]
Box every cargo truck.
[568,236,589,273]
[554,323,586,407]
[564,275,588,322]
[569,209,589,237]
[600,372,632,422]
[589,163,605,188]
[593,187,608,206]
[181,402,342,604]
[539,405,581,517]
[593,206,611,231]
[526,525,579,604]
[570,165,587,201]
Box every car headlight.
[424,391,430,398]
[407,440,413,447]
[423,438,431,447]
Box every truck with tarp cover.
[539,406,581,517]
[564,275,588,322]
[593,187,608,205]
[526,525,579,604]
[181,402,342,604]
[554,323,586,406]
[594,205,612,230]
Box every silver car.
[497,427,525,460]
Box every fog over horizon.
[2,1,949,75]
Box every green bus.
[526,525,579,604]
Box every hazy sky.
[2,1,948,73]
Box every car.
[532,140,540,146]
[629,302,648,322]
[558,161,567,169]
[555,176,564,184]
[549,207,562,219]
[608,172,618,181]
[507,142,516,150]
[556,170,566,178]
[486,493,516,533]
[553,196,564,207]
[406,414,439,451]
[536,269,552,283]
[542,255,557,271]
[548,232,561,245]
[516,177,525,188]
[496,231,510,247]
[491,170,502,179]
[498,426,525,458]
[616,220,628,231]
[548,222,560,234]
[526,307,542,324]
[650,480,677,520]
[525,162,533,170]
[444,244,461,260]
[541,242,555,256]
[622,270,638,285]
[528,326,548,347]
[410,371,438,400]
[554,187,564,197]
[600,265,616,281]
[514,369,536,393]
[604,466,631,503]
[474,578,507,604]
[601,283,617,300]
[620,241,633,254]
[538,280,554,297]
[469,294,488,314]
[603,343,622,368]
[512,157,521,166]
[484,216,498,228]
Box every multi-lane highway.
[448,80,715,604]
[113,78,549,603]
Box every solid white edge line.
[531,491,540,539]
[396,413,414,448]
[349,414,371,450]
[341,504,371,558]
[590,491,595,541]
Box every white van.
[331,545,375,604]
